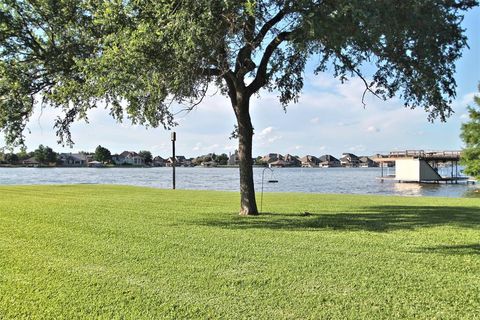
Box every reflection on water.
[0,166,477,198]
[393,182,425,197]
[392,182,468,197]
[463,188,480,198]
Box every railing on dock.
[386,150,461,161]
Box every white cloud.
[260,126,274,135]
[367,126,380,133]
[193,142,202,151]
[255,126,282,147]
[310,117,320,124]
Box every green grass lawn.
[1,185,479,319]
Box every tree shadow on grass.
[199,205,480,232]
[416,244,480,255]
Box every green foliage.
[460,84,480,178]
[0,1,477,146]
[255,156,267,166]
[16,146,29,160]
[0,185,479,318]
[216,153,229,165]
[33,144,45,164]
[3,152,18,164]
[138,150,152,164]
[33,144,56,164]
[94,145,111,163]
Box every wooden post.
[171,132,176,190]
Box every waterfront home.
[318,154,341,167]
[261,153,283,164]
[113,151,145,165]
[359,156,377,168]
[269,159,288,168]
[284,154,301,167]
[201,160,217,167]
[152,156,166,167]
[22,157,40,167]
[340,153,360,167]
[300,155,319,167]
[228,150,239,165]
[166,156,188,167]
[58,153,89,166]
[88,161,104,168]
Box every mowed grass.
[0,185,479,319]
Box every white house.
[113,151,145,165]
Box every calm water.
[0,167,477,198]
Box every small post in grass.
[171,131,176,190]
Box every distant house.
[340,153,360,167]
[58,153,89,166]
[359,156,377,168]
[88,161,104,168]
[228,150,239,166]
[269,159,288,168]
[152,156,166,167]
[201,160,217,167]
[193,153,217,166]
[113,151,145,165]
[318,155,341,168]
[300,155,319,167]
[166,156,188,167]
[284,154,301,167]
[22,157,40,167]
[261,153,283,164]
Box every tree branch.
[252,8,288,48]
[247,31,292,94]
[336,53,384,107]
[223,70,240,109]
[234,8,288,77]
[353,69,384,108]
[234,14,256,76]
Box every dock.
[373,150,474,184]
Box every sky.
[2,6,479,158]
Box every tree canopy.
[1,0,477,214]
[94,145,111,163]
[138,150,152,165]
[460,84,480,179]
[33,144,56,164]
[1,0,477,147]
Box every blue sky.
[3,6,479,158]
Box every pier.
[373,150,474,184]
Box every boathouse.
[374,150,470,184]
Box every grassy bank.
[0,185,479,319]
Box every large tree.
[460,84,480,179]
[94,145,111,163]
[0,1,477,214]
[138,150,152,165]
[33,144,56,164]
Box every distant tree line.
[0,145,231,167]
[192,153,229,166]
[0,144,57,165]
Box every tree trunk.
[235,96,258,215]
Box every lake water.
[0,167,478,198]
